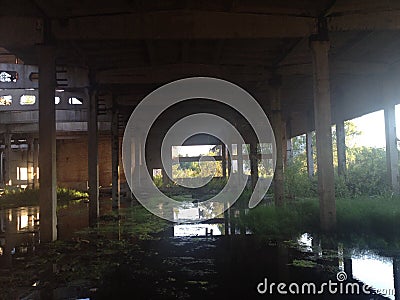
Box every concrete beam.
[38,45,57,242]
[97,64,266,85]
[52,11,317,40]
[329,11,400,31]
[310,40,336,232]
[0,17,43,47]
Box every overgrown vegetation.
[0,187,88,209]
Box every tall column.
[111,102,120,210]
[221,144,227,178]
[384,103,399,194]
[249,142,258,190]
[227,144,232,176]
[88,89,99,226]
[310,38,336,231]
[33,138,39,188]
[336,120,347,177]
[3,132,11,186]
[38,45,57,242]
[306,131,314,178]
[26,137,34,188]
[270,77,284,206]
[237,143,243,177]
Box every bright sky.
[349,105,400,148]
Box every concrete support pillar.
[38,45,57,242]
[310,39,336,231]
[306,131,314,178]
[111,102,120,210]
[270,77,284,206]
[249,142,258,190]
[33,138,39,188]
[237,143,243,177]
[88,89,99,226]
[227,144,232,176]
[384,103,399,194]
[3,133,11,186]
[27,137,34,188]
[222,144,227,178]
[336,120,347,177]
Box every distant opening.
[20,95,36,105]
[0,95,12,106]
[0,71,17,83]
[17,167,28,181]
[55,97,61,104]
[68,97,83,105]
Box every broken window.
[68,97,83,105]
[20,95,36,105]
[0,95,12,105]
[0,71,17,83]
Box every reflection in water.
[351,251,395,300]
[174,223,223,237]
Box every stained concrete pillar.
[3,132,11,186]
[222,144,227,178]
[306,131,314,178]
[310,39,336,231]
[237,143,243,177]
[33,138,39,188]
[111,102,120,210]
[38,45,57,242]
[384,103,399,194]
[336,120,347,177]
[227,144,232,176]
[249,142,258,190]
[88,89,99,226]
[27,137,34,188]
[270,77,284,206]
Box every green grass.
[240,196,400,243]
[0,187,88,209]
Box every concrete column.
[227,144,232,176]
[221,144,227,178]
[3,133,11,186]
[306,131,314,178]
[27,137,34,188]
[249,142,258,190]
[38,45,57,242]
[286,120,293,163]
[237,143,243,177]
[111,102,120,210]
[270,77,284,206]
[33,138,39,188]
[336,120,347,177]
[310,39,336,231]
[88,89,99,226]
[384,103,399,194]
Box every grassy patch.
[0,187,88,209]
[240,196,400,246]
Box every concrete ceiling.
[2,0,400,136]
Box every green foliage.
[241,196,400,244]
[0,187,88,209]
[284,155,317,198]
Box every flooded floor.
[0,200,399,299]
